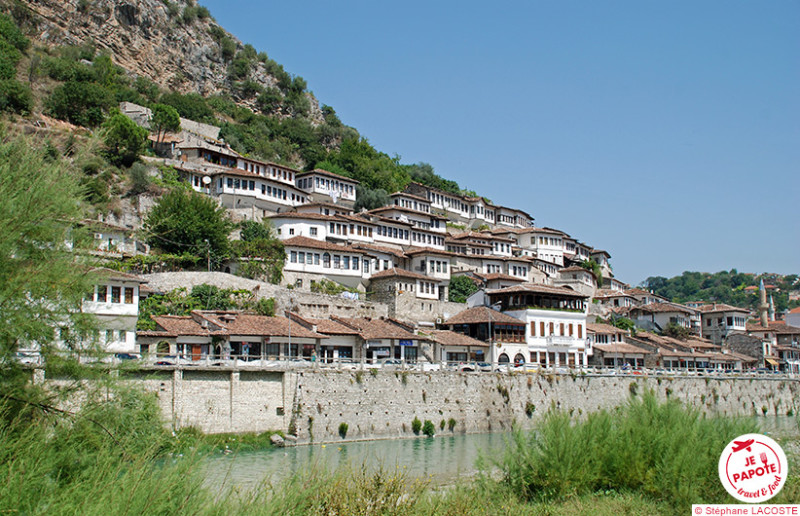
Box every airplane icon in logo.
[732,439,755,453]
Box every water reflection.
[203,416,798,493]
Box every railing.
[10,352,800,378]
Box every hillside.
[1,0,470,205]
[642,270,800,313]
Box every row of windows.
[537,236,563,247]
[394,198,430,213]
[532,321,584,339]
[411,232,445,246]
[493,242,512,253]
[220,177,307,204]
[90,285,135,304]
[510,266,528,277]
[289,251,368,272]
[419,281,437,294]
[428,192,467,213]
[376,225,409,240]
[428,260,448,274]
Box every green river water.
[203,416,798,492]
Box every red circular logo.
[718,433,787,503]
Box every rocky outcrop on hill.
[12,0,322,122]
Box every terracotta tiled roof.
[790,307,800,314]
[151,315,213,336]
[296,168,359,183]
[420,329,489,348]
[390,192,429,202]
[282,236,368,254]
[369,268,430,281]
[747,321,800,334]
[404,247,455,257]
[369,206,447,219]
[90,267,147,283]
[593,343,649,354]
[635,302,697,315]
[696,303,750,314]
[332,317,418,340]
[587,323,629,335]
[487,283,588,299]
[268,212,336,221]
[300,318,361,335]
[443,306,525,326]
[473,273,526,283]
[193,312,325,339]
[559,266,594,274]
[350,243,406,258]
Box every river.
[203,416,798,493]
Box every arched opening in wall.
[514,353,525,366]
[156,341,170,356]
[498,353,510,364]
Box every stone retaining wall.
[75,367,799,442]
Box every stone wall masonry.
[142,272,388,319]
[288,371,800,444]
[39,368,800,441]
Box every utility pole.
[205,239,211,272]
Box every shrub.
[422,420,435,437]
[525,401,535,418]
[0,79,31,114]
[411,417,421,435]
[127,162,151,195]
[499,391,757,511]
[47,81,115,127]
[338,422,348,439]
[448,418,456,431]
[439,419,445,430]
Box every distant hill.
[641,270,799,314]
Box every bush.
[127,162,151,195]
[422,420,435,437]
[0,79,31,114]
[411,416,421,435]
[47,81,115,127]
[338,422,348,439]
[499,391,757,511]
[448,418,457,431]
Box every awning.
[765,358,780,366]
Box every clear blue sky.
[200,0,799,285]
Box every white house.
[487,283,590,367]
[82,268,146,353]
[295,169,358,206]
[697,303,750,346]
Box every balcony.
[546,335,580,347]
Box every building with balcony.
[486,283,589,367]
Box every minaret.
[769,294,776,322]
[759,279,769,328]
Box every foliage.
[149,103,181,144]
[46,80,115,127]
[232,221,285,284]
[353,185,390,212]
[137,284,256,330]
[643,269,800,313]
[499,391,758,511]
[0,78,31,114]
[580,259,603,284]
[422,419,435,437]
[143,189,234,266]
[449,275,479,303]
[101,110,148,167]
[608,316,636,333]
[0,133,97,361]
[338,422,348,439]
[127,162,151,196]
[254,297,276,316]
[411,416,422,435]
[159,91,216,123]
[663,322,690,340]
[310,278,357,296]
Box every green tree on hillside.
[232,220,284,283]
[449,275,479,303]
[149,103,181,144]
[47,81,115,127]
[102,111,148,167]
[143,189,234,267]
